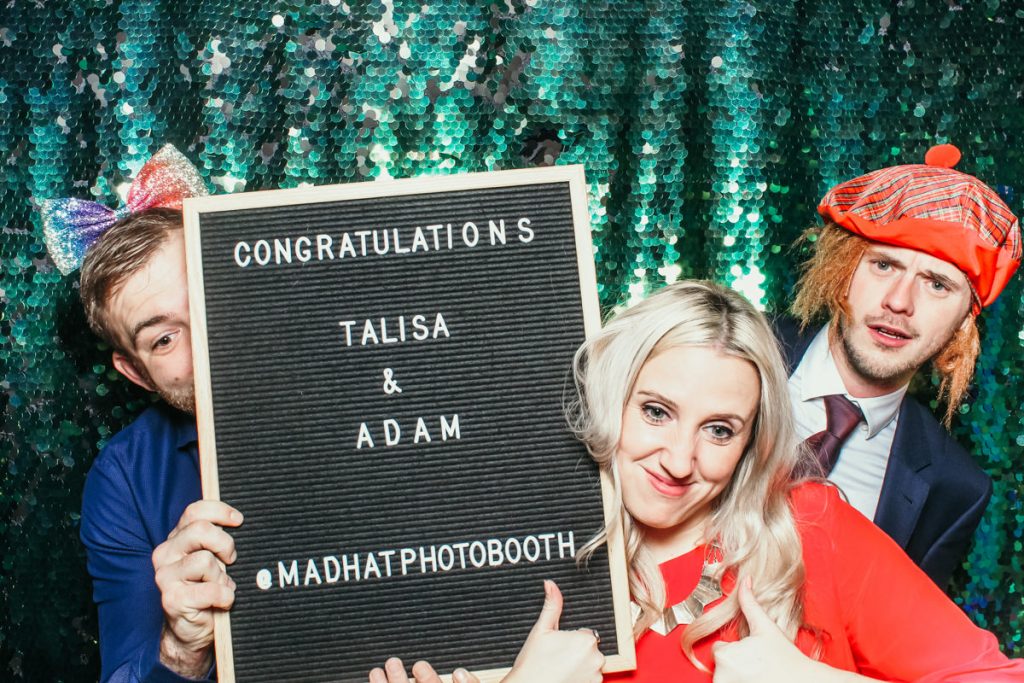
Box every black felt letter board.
[184,166,632,682]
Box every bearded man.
[43,146,237,682]
[777,144,1020,588]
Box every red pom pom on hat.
[924,143,961,169]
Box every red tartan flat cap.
[818,144,1021,312]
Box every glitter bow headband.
[40,144,208,275]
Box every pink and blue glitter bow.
[40,144,208,275]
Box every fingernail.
[542,579,553,596]
[453,669,469,683]
[231,510,243,524]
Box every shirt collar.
[162,403,199,451]
[799,327,907,439]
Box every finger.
[383,657,411,683]
[528,579,563,636]
[155,552,234,618]
[158,552,232,599]
[587,650,607,677]
[576,627,600,646]
[182,550,230,584]
[710,640,729,660]
[410,660,441,683]
[161,579,235,617]
[171,500,243,536]
[736,577,777,636]
[154,521,237,568]
[156,549,223,594]
[452,668,480,683]
[369,668,388,683]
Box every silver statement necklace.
[632,558,723,636]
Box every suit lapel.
[771,316,816,373]
[774,316,932,549]
[873,399,932,548]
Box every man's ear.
[112,350,156,392]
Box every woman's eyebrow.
[706,412,748,426]
[635,390,752,425]
[635,389,678,409]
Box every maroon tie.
[803,394,864,474]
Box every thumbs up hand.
[711,578,825,683]
[504,580,605,683]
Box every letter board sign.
[184,165,633,682]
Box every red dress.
[606,483,1024,682]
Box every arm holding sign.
[503,581,604,683]
[152,500,241,678]
[80,441,176,683]
[79,408,241,683]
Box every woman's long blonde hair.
[570,281,809,669]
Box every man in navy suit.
[780,144,1020,589]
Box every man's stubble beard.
[159,385,196,416]
[837,315,953,388]
[838,320,920,386]
[134,362,196,415]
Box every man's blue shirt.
[80,403,208,683]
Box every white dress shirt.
[787,327,908,520]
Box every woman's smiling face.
[616,344,760,556]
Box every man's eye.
[874,260,891,271]
[153,333,174,349]
[930,280,947,292]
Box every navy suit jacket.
[773,317,992,589]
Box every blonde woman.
[373,281,1023,683]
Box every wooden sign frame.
[184,165,634,682]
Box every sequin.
[3,2,1024,679]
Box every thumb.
[452,669,480,683]
[736,577,778,637]
[529,579,563,635]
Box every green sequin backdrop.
[2,1,1023,679]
